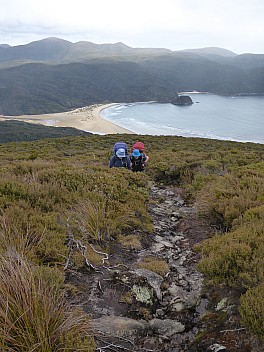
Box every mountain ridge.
[0,37,263,116]
[0,37,239,63]
[180,46,237,57]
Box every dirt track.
[65,184,264,352]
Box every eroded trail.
[66,185,217,351]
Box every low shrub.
[196,218,264,287]
[239,284,264,340]
[196,172,264,230]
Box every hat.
[132,149,141,157]
[116,148,126,158]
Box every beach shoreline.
[0,103,134,135]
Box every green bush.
[240,284,264,340]
[196,172,264,230]
[196,218,264,287]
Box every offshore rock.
[171,95,193,106]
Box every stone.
[149,318,185,337]
[151,242,165,252]
[91,316,148,337]
[134,268,163,300]
[131,284,153,305]
[207,343,227,351]
[160,240,175,248]
[215,297,228,311]
[171,302,185,312]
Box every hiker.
[109,148,132,169]
[130,148,149,172]
[130,141,149,172]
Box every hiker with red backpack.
[130,141,149,172]
[109,142,132,170]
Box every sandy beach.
[0,104,134,135]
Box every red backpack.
[132,141,145,153]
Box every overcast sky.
[1,0,263,54]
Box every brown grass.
[0,254,95,351]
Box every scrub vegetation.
[0,133,263,349]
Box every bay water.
[100,94,264,144]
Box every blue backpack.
[113,142,128,155]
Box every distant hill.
[181,47,237,57]
[0,37,171,64]
[0,120,90,143]
[0,38,264,115]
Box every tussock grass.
[135,256,169,276]
[0,254,94,351]
[0,210,44,260]
[117,234,142,249]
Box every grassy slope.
[0,134,263,348]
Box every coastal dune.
[0,104,134,135]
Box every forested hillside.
[0,134,263,350]
[0,38,264,115]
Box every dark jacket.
[109,155,132,169]
[130,154,147,172]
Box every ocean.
[100,93,264,144]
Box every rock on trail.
[66,184,215,351]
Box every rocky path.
[66,184,261,351]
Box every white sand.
[0,103,134,135]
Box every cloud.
[1,0,264,53]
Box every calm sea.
[100,94,264,144]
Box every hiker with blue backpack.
[109,142,132,170]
